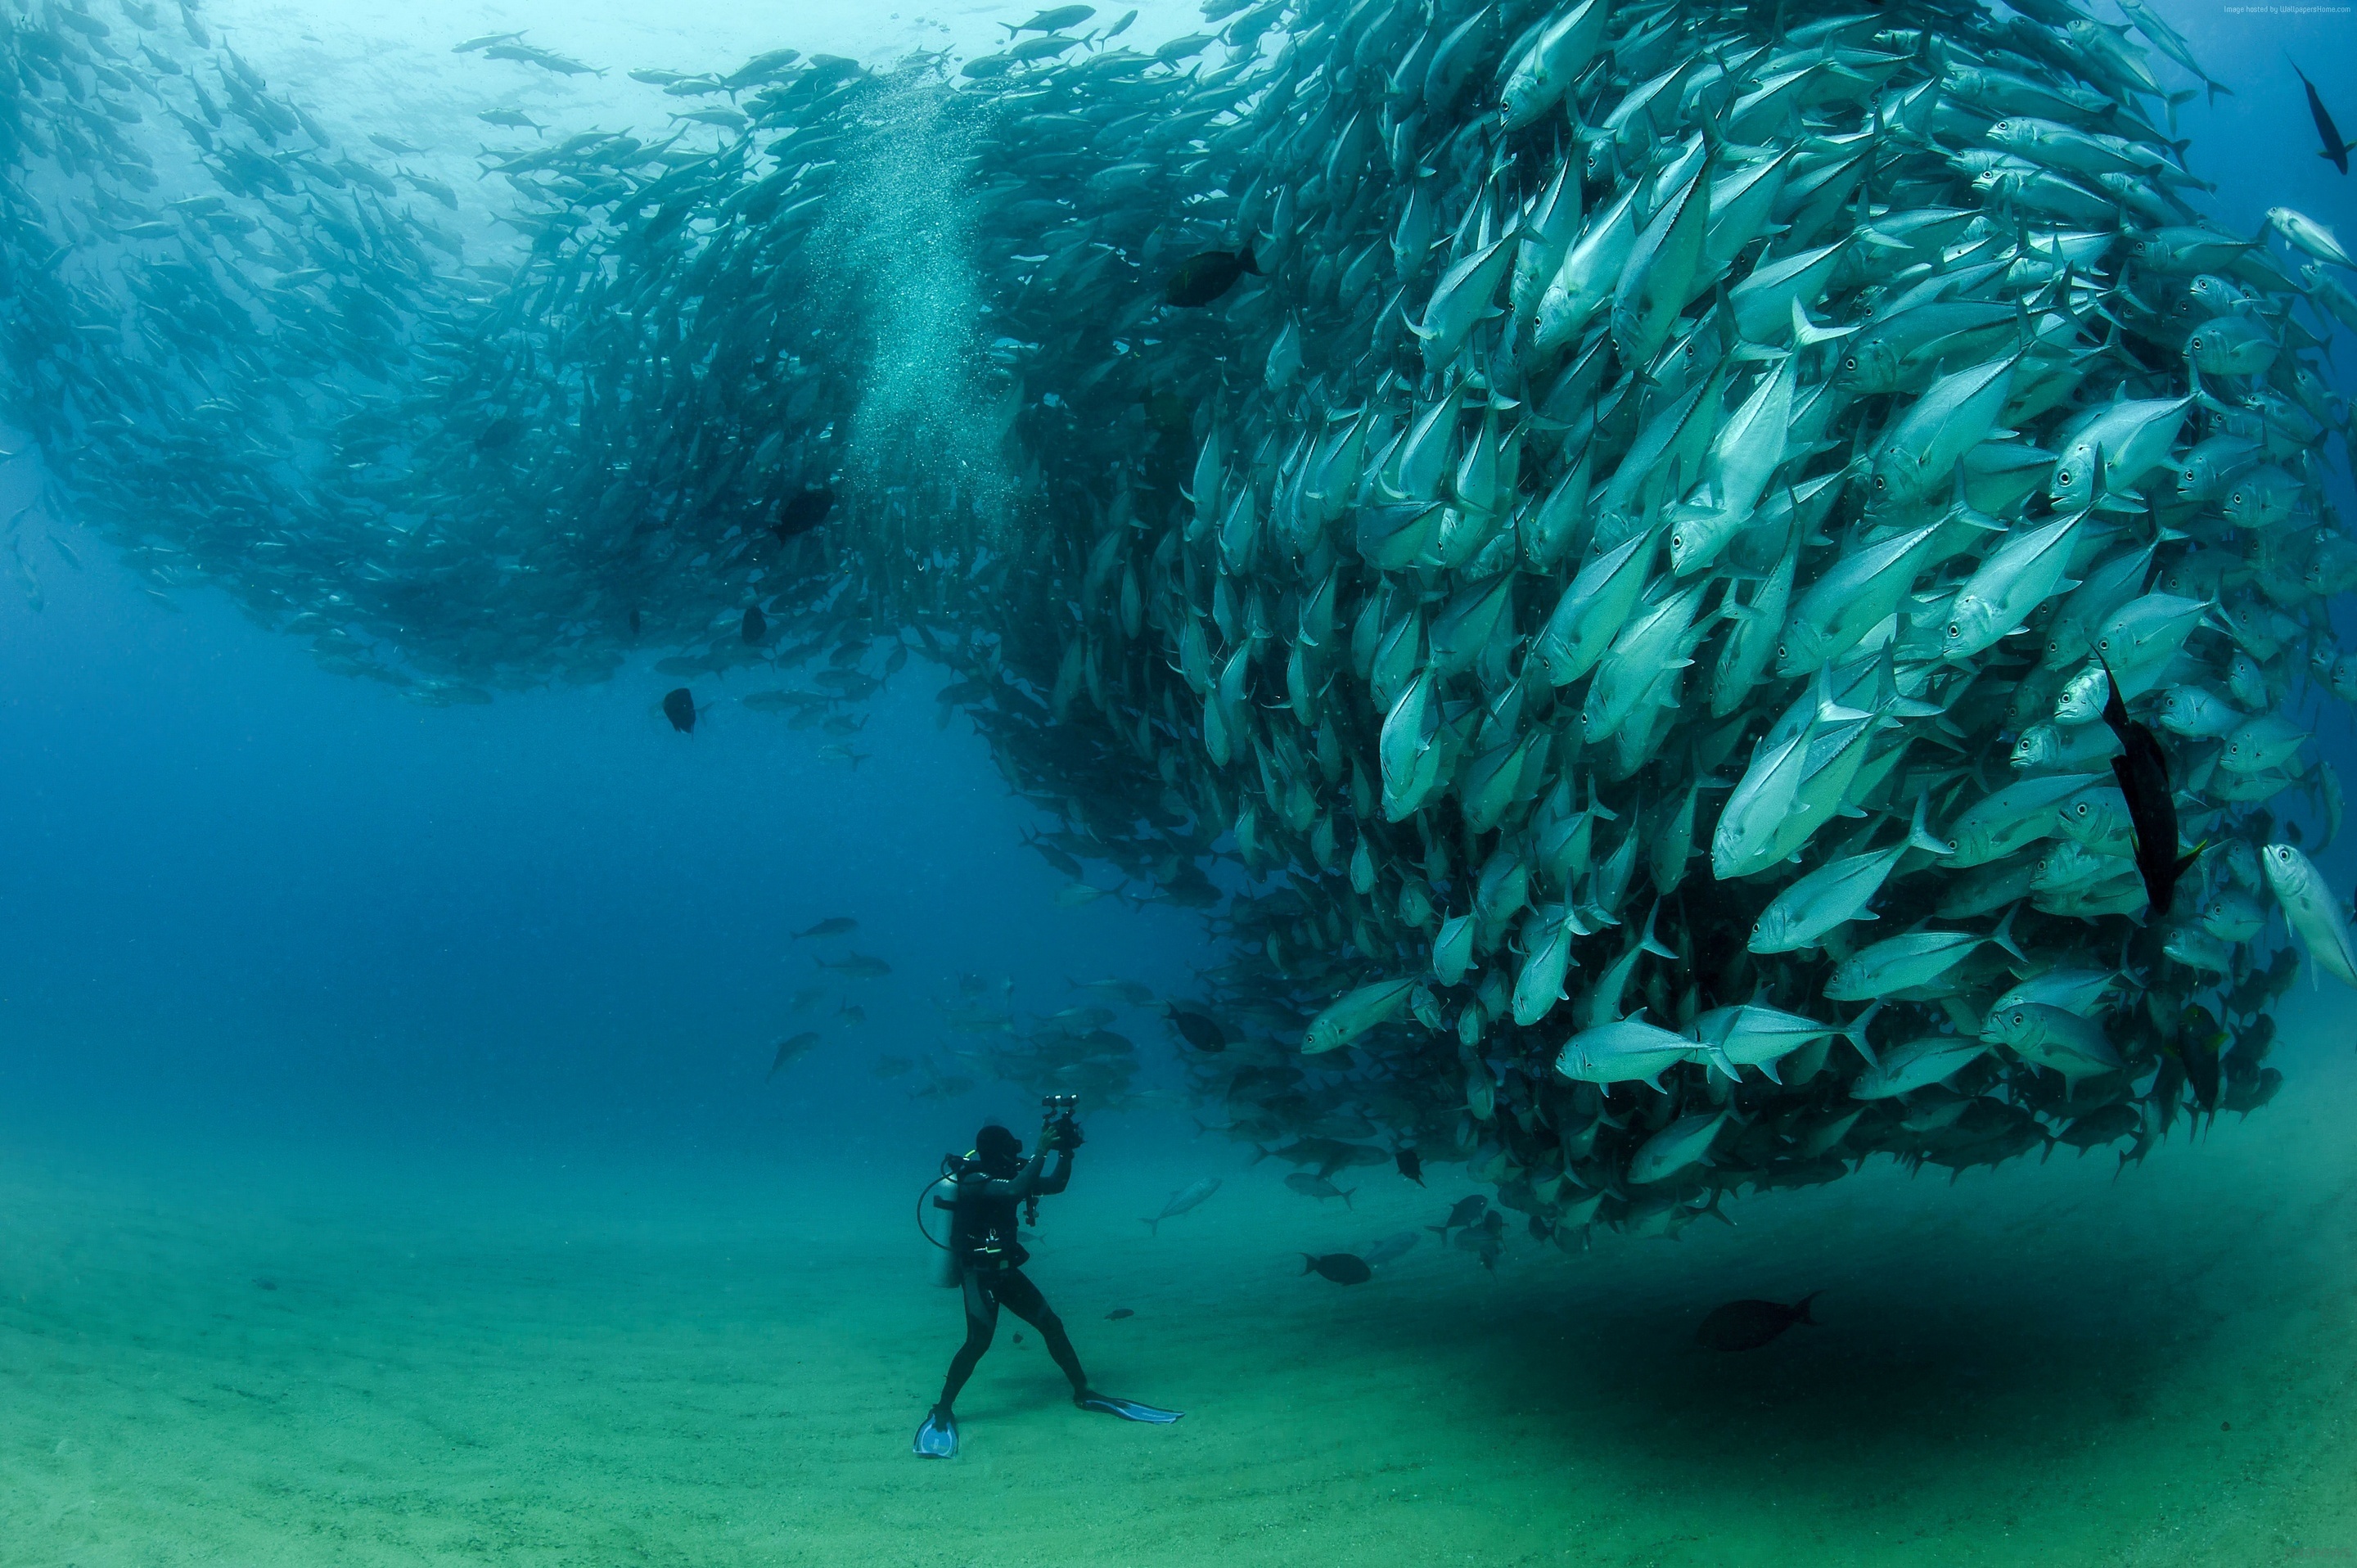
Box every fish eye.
[2057,469,2072,484]
[1947,622,1961,638]
[1843,356,1856,371]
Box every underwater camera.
[1041,1093,1084,1151]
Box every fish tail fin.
[1341,1187,1356,1210]
[1141,1218,1159,1236]
[1845,1001,1882,1068]
[1907,792,1956,858]
[1300,1255,1318,1273]
[1240,243,1261,276]
[1793,1291,1823,1324]
[1992,903,2028,964]
[1789,298,1855,348]
[1809,664,1869,726]
[1640,899,1674,959]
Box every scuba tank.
[917,1152,967,1288]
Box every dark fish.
[872,1054,915,1079]
[1301,1252,1372,1284]
[1010,4,1095,33]
[773,487,833,539]
[1105,1307,1134,1319]
[2176,1007,2224,1112]
[628,607,642,638]
[1168,1006,1226,1052]
[792,917,857,939]
[1026,832,1084,877]
[1696,1292,1822,1351]
[1427,1194,1487,1236]
[742,604,767,643]
[2098,656,2197,917]
[1284,1172,1355,1205]
[252,1277,277,1291]
[662,687,696,733]
[767,1031,822,1079]
[2292,61,2356,175]
[474,416,521,451]
[477,109,542,131]
[1165,246,1260,308]
[2058,1103,2143,1151]
[1394,1147,1424,1185]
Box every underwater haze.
[5,0,2357,1562]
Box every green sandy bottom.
[6,995,2357,1567]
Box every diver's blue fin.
[1076,1391,1183,1423]
[913,1406,960,1458]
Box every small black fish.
[2179,1028,2222,1114]
[774,487,833,539]
[2292,60,2357,175]
[792,917,857,939]
[1394,1147,1424,1185]
[1696,1292,1821,1351]
[2058,1103,2142,1151]
[474,415,521,451]
[627,607,642,638]
[1300,1252,1372,1284]
[1106,1307,1134,1320]
[252,1277,278,1291]
[767,1032,820,1079]
[1168,1006,1226,1052]
[742,604,767,643]
[1284,1173,1355,1206]
[1165,245,1260,307]
[662,687,696,733]
[2097,656,2197,916]
[1427,1194,1487,1236]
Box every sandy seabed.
[5,994,2357,1568]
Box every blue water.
[4,0,2357,1562]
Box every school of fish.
[4,0,2356,1252]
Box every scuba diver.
[913,1097,1180,1458]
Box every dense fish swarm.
[7,0,2357,1250]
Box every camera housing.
[1041,1093,1084,1153]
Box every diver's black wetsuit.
[936,1145,1088,1411]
